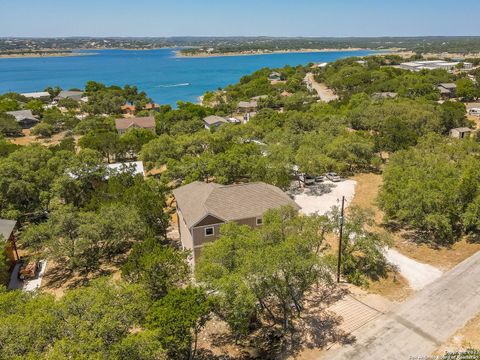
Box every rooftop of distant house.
[203,115,228,126]
[20,91,50,99]
[115,116,156,131]
[6,109,36,120]
[55,90,84,100]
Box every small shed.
[449,127,473,139]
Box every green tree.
[121,128,156,157]
[0,243,9,285]
[456,78,477,101]
[330,206,392,286]
[110,331,167,360]
[25,99,44,116]
[31,122,55,138]
[79,131,121,163]
[379,135,480,244]
[146,287,214,360]
[0,113,22,137]
[122,238,190,300]
[375,117,418,152]
[196,207,332,337]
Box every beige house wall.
[190,215,264,264]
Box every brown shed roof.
[115,116,155,131]
[173,181,299,229]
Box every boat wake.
[157,83,190,88]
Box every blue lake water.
[0,49,375,105]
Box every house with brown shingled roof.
[114,116,156,134]
[173,181,300,264]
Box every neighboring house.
[312,62,328,69]
[54,90,84,101]
[107,161,145,178]
[121,103,160,115]
[143,103,160,111]
[5,110,39,129]
[120,104,136,116]
[0,219,18,264]
[173,181,300,264]
[20,91,51,101]
[237,100,258,113]
[115,116,156,134]
[438,83,457,99]
[203,115,229,130]
[450,127,473,139]
[268,72,282,81]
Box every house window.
[256,217,263,226]
[205,227,214,236]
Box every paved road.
[325,251,480,360]
[304,73,339,102]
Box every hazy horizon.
[1,0,480,38]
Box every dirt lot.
[40,260,122,298]
[10,129,81,148]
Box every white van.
[469,108,480,116]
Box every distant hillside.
[2,36,480,55]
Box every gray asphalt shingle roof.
[0,219,16,242]
[203,115,228,126]
[173,181,299,229]
[115,116,156,131]
[6,110,37,122]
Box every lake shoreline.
[175,48,396,58]
[0,48,380,105]
[0,51,97,59]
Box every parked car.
[18,260,41,281]
[301,174,315,186]
[326,172,341,182]
[314,175,325,183]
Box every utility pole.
[337,196,345,283]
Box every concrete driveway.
[324,251,480,360]
[385,248,443,291]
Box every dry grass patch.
[10,130,81,148]
[394,237,480,271]
[434,312,480,355]
[366,272,412,302]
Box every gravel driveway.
[385,248,443,291]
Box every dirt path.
[324,251,480,360]
[305,73,339,102]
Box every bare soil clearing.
[10,129,81,148]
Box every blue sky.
[1,0,479,37]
